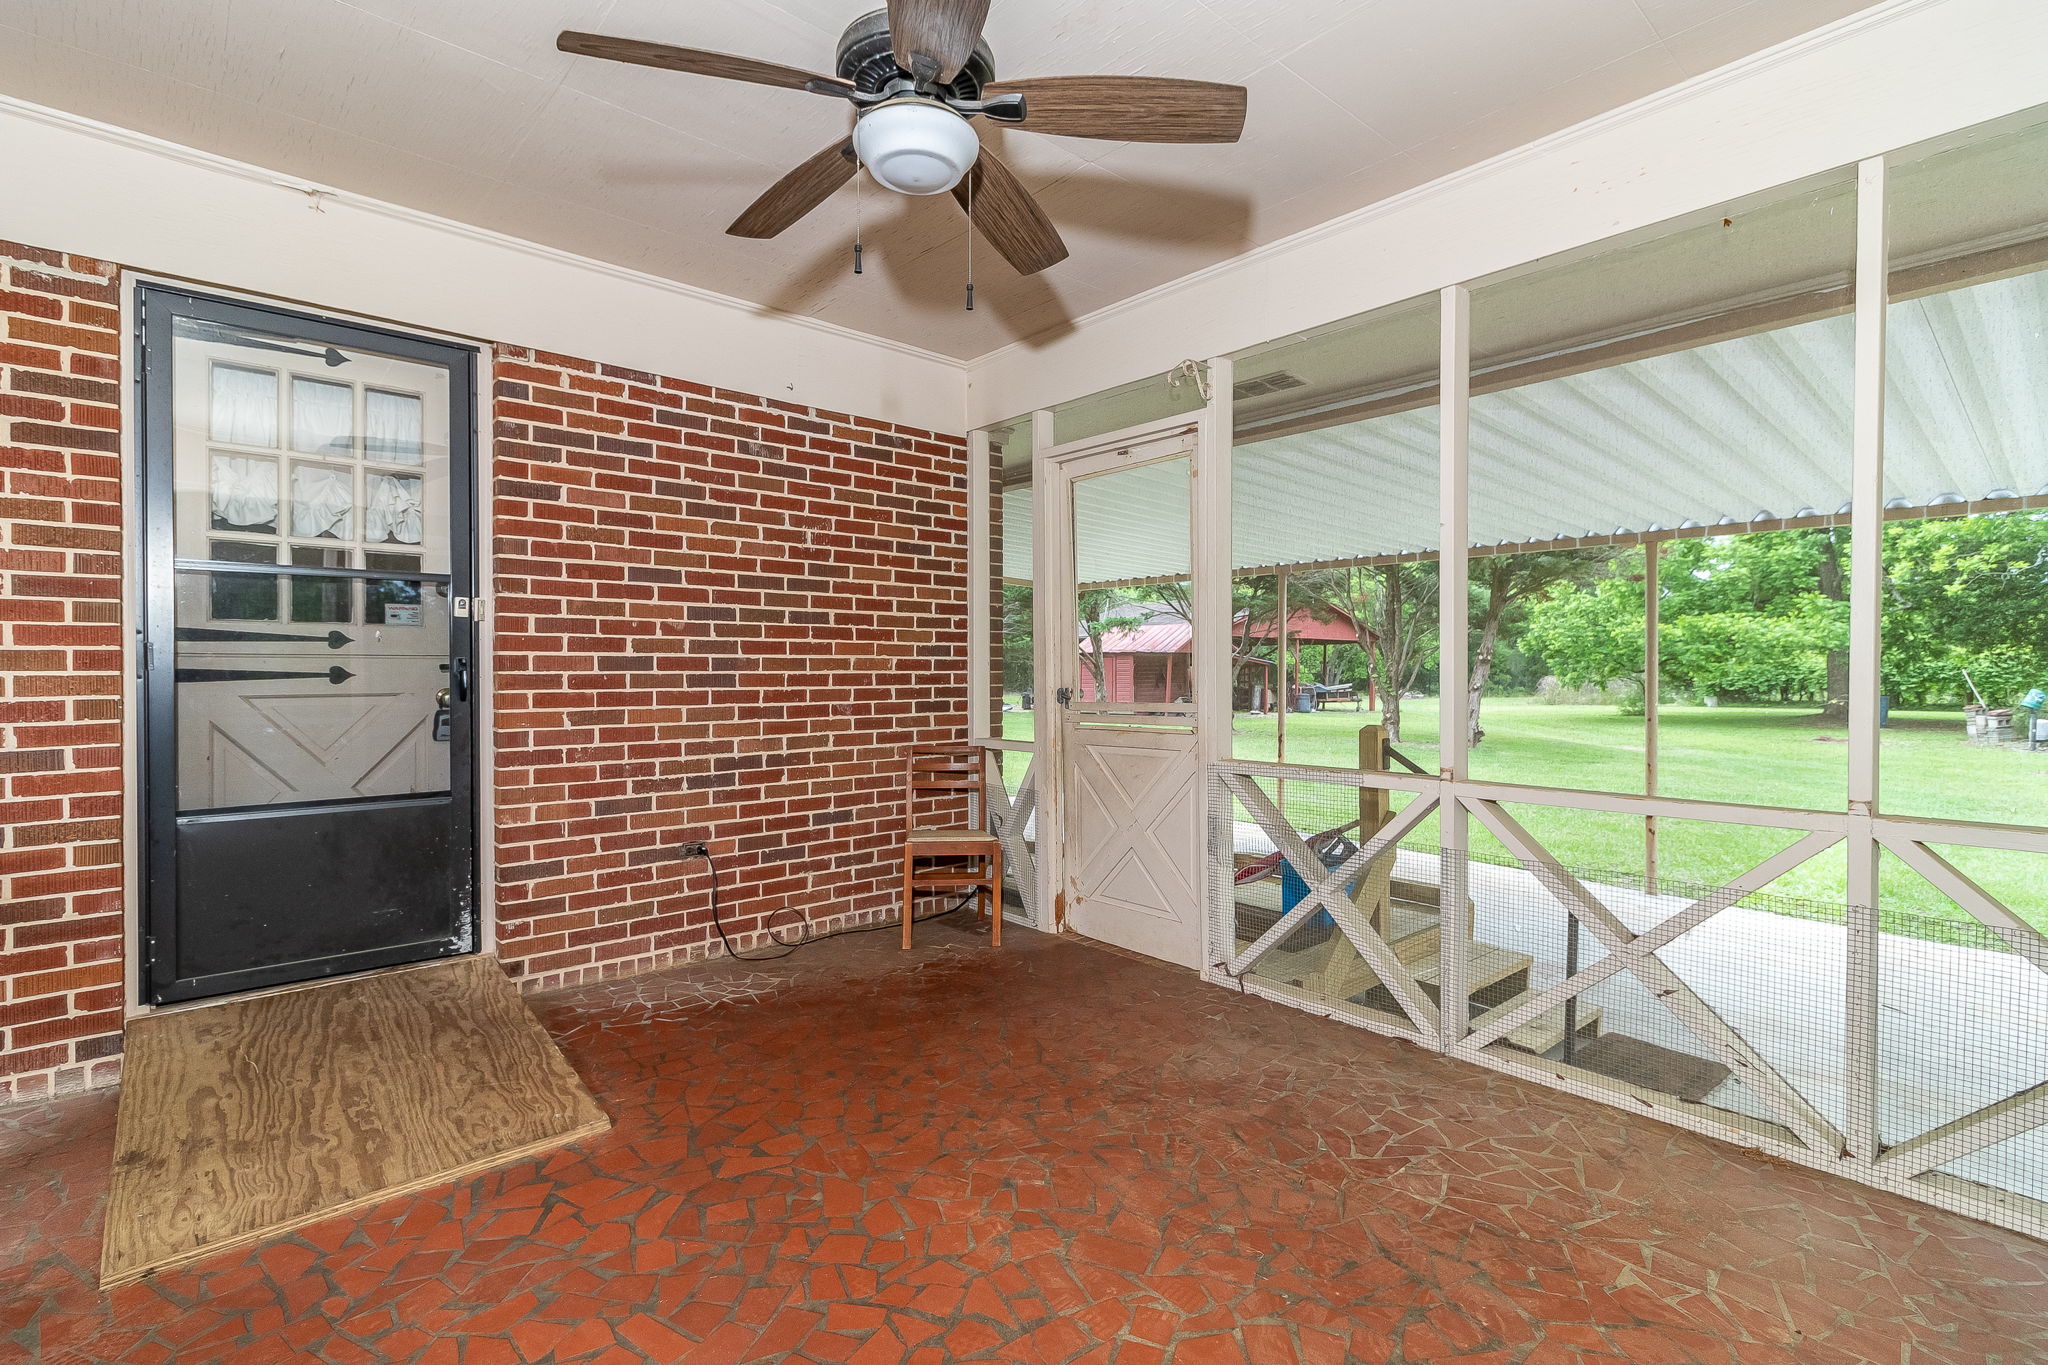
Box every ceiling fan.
[557,1,1248,277]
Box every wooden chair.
[901,747,1003,950]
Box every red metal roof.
[1082,620,1193,655]
[1243,606,1363,644]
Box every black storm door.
[138,286,479,1004]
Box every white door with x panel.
[1051,431,1204,968]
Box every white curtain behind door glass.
[291,377,354,455]
[365,472,424,544]
[365,390,423,463]
[291,464,354,539]
[210,364,277,447]
[211,454,278,530]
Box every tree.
[1879,513,2048,706]
[1521,538,1850,711]
[1815,530,1849,720]
[1506,515,2048,719]
[1000,583,1035,694]
[1468,549,1618,746]
[1228,575,1284,700]
[1519,555,1647,701]
[1653,531,1846,706]
[1301,561,1439,742]
[1147,576,1283,702]
[1076,588,1145,697]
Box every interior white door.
[1055,436,1204,968]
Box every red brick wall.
[485,345,967,989]
[0,243,126,1101]
[0,241,969,1098]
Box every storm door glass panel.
[207,539,279,621]
[170,571,452,811]
[292,464,354,540]
[170,317,457,814]
[366,551,425,626]
[291,377,354,455]
[366,389,425,463]
[210,454,277,533]
[210,363,277,447]
[1071,454,1194,706]
[290,546,353,624]
[365,471,425,545]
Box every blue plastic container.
[1279,858,1343,934]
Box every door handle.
[452,658,471,703]
[1055,687,1073,708]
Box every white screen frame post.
[1196,357,1235,980]
[1844,153,1889,1163]
[1437,284,1472,1052]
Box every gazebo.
[1237,604,1376,711]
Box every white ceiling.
[0,0,1880,359]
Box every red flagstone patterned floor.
[6,919,2048,1364]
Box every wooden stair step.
[1234,929,1532,998]
[1501,1003,1604,1056]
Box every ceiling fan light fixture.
[854,99,980,195]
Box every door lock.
[1055,687,1073,708]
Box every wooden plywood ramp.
[101,955,608,1287]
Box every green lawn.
[1000,696,2048,930]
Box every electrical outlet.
[678,840,709,858]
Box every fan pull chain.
[853,145,865,275]
[965,170,975,311]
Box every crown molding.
[0,91,966,375]
[964,0,1948,380]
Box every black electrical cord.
[695,853,979,963]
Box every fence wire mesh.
[1217,774,1442,1034]
[1208,765,2048,1238]
[1459,830,1847,1143]
[987,748,1038,922]
[1877,855,2048,1214]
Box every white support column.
[1437,284,1472,1051]
[1196,357,1236,976]
[1844,155,1889,1162]
[966,427,992,742]
[1029,409,1060,933]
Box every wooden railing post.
[1357,723,1392,938]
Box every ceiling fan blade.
[952,149,1069,276]
[728,139,859,239]
[888,0,991,85]
[982,76,1247,143]
[557,31,851,96]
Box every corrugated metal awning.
[1008,269,2048,587]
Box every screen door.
[1053,432,1205,968]
[139,287,479,1004]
